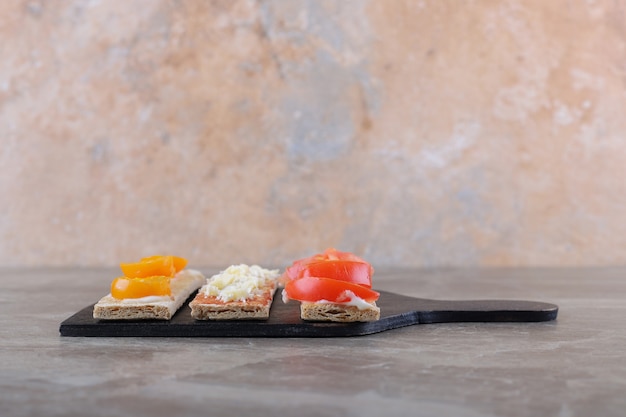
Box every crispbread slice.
[300,302,380,322]
[189,264,279,321]
[93,269,205,320]
[190,284,276,320]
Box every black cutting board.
[59,291,558,338]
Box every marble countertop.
[2,266,625,417]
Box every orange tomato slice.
[111,276,171,299]
[172,256,187,273]
[284,277,379,303]
[139,255,187,273]
[120,255,186,278]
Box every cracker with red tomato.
[281,248,381,322]
[93,256,205,320]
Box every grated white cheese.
[200,264,279,302]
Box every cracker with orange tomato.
[281,248,381,322]
[93,255,205,320]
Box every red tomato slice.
[316,247,369,263]
[284,277,379,303]
[300,260,372,287]
[282,248,373,281]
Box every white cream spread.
[171,269,204,292]
[119,295,173,304]
[311,290,374,310]
[200,264,279,302]
[283,288,374,310]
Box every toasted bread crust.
[300,302,380,322]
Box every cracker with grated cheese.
[190,265,279,320]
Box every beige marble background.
[2,0,626,268]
